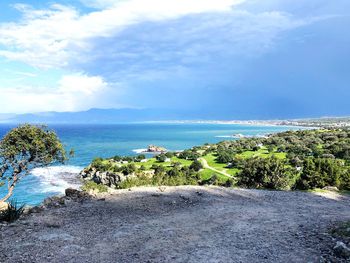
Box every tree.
[0,125,66,202]
[216,151,232,164]
[189,160,203,172]
[295,158,343,190]
[237,157,293,190]
[156,154,167,162]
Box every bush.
[200,174,220,185]
[156,154,167,162]
[295,158,343,190]
[178,150,200,160]
[91,158,113,171]
[119,174,152,189]
[165,152,175,158]
[189,160,203,172]
[121,163,137,175]
[216,151,233,164]
[237,157,295,190]
[81,181,108,193]
[340,170,350,190]
[135,154,146,162]
[0,200,25,222]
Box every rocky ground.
[1,186,350,263]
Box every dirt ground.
[1,186,350,263]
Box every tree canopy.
[0,124,66,202]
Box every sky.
[0,0,349,119]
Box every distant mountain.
[0,108,221,124]
[3,108,349,124]
[0,113,16,122]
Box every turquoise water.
[0,123,301,205]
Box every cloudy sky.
[0,0,349,118]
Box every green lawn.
[202,154,240,176]
[236,147,286,160]
[200,168,216,180]
[171,157,193,166]
[199,168,230,183]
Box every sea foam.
[31,166,83,194]
[132,149,147,154]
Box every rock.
[323,186,339,192]
[145,145,167,153]
[65,188,90,199]
[43,196,65,208]
[29,206,44,214]
[65,188,81,197]
[0,201,9,211]
[333,241,350,258]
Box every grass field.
[199,168,230,182]
[202,154,240,176]
[235,147,286,160]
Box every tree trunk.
[0,174,17,203]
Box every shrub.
[178,150,200,160]
[216,151,233,164]
[165,152,175,158]
[339,170,350,190]
[295,158,343,190]
[119,175,152,189]
[0,200,25,223]
[121,163,137,175]
[135,154,146,162]
[81,181,108,193]
[237,157,295,190]
[200,174,220,185]
[189,160,203,172]
[156,154,167,162]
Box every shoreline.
[139,120,317,128]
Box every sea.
[0,123,302,205]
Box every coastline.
[140,119,350,128]
[139,120,314,128]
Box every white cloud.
[0,0,244,68]
[0,73,121,113]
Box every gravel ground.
[1,186,350,263]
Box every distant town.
[158,117,350,128]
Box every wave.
[30,166,83,194]
[132,149,147,154]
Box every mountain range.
[0,108,222,124]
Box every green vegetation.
[81,181,108,193]
[0,199,25,223]
[83,129,350,191]
[237,156,295,190]
[0,124,66,202]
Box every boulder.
[43,196,65,208]
[334,241,350,258]
[65,188,89,199]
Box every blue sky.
[0,0,349,119]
